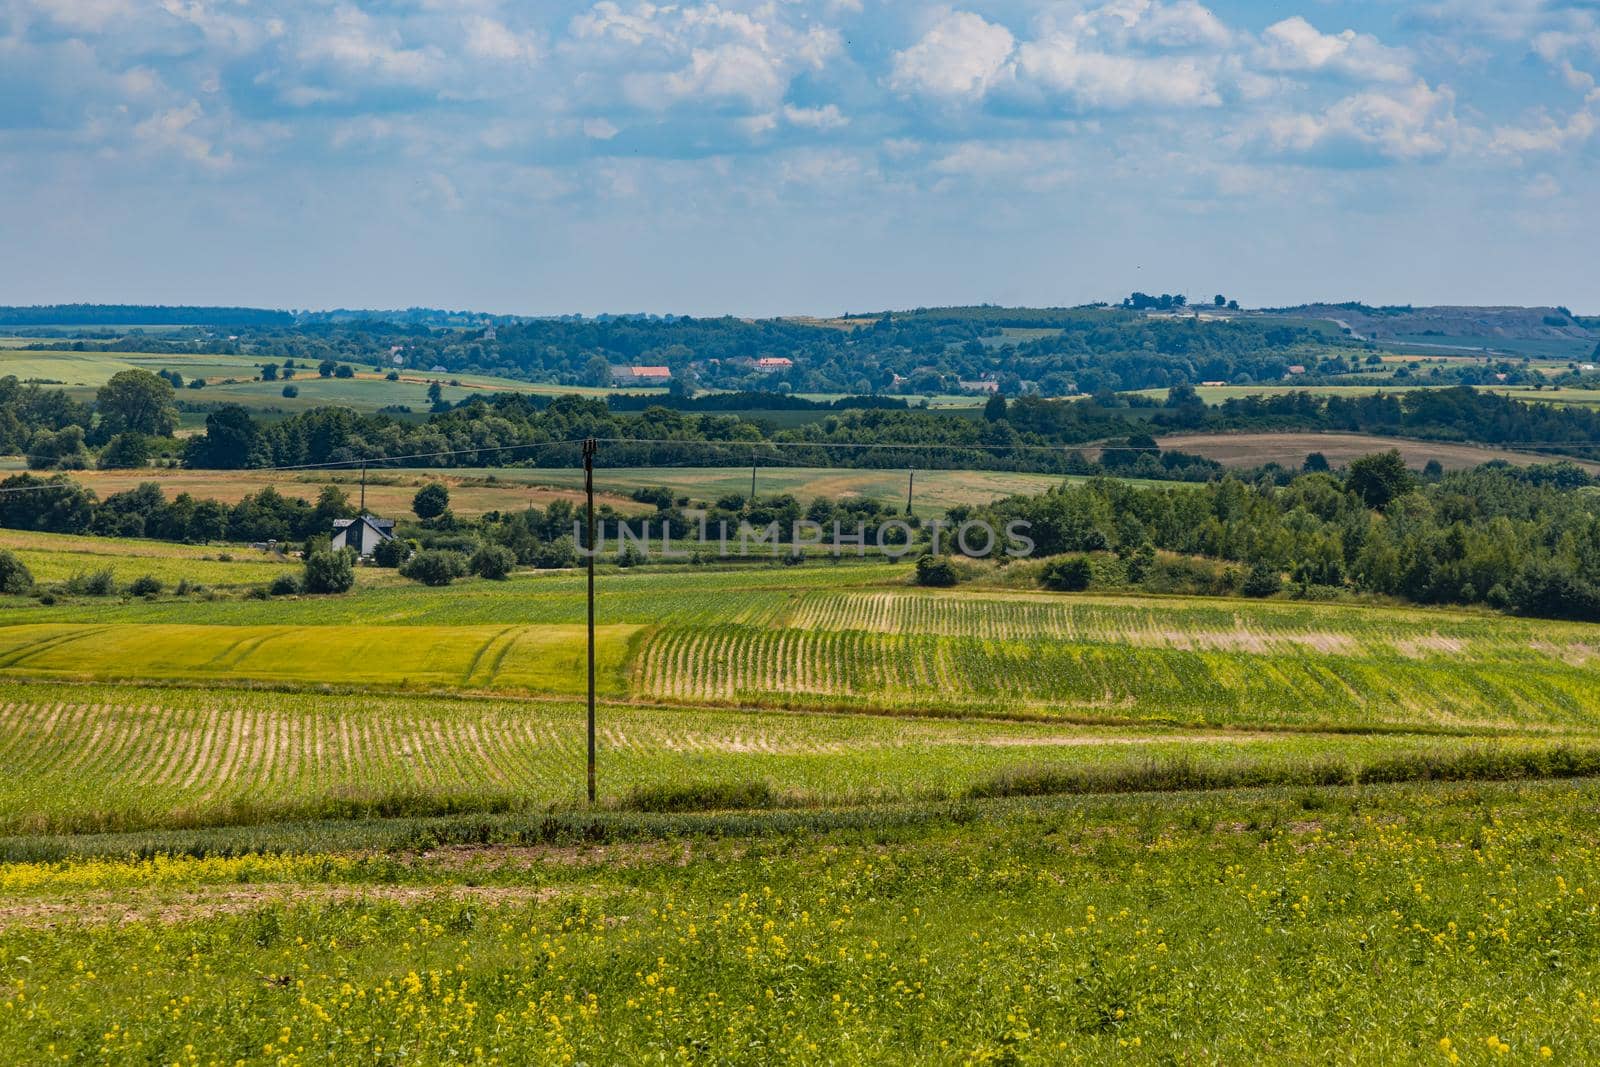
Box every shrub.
[64,567,116,596]
[534,537,579,569]
[470,544,516,580]
[371,537,412,568]
[280,384,299,398]
[621,779,777,813]
[0,550,33,595]
[915,554,961,587]
[1241,562,1283,598]
[303,549,356,594]
[269,572,303,596]
[400,549,469,586]
[98,433,151,470]
[1040,556,1093,592]
[127,574,163,597]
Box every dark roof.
[333,515,396,532]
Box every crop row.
[634,623,1600,729]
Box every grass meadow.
[6,502,1600,1059]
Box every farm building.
[755,357,793,371]
[331,515,396,557]
[611,365,672,385]
[957,380,999,394]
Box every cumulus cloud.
[1014,33,1221,109]
[1257,17,1413,83]
[888,11,1015,100]
[131,100,233,170]
[572,2,840,112]
[1253,80,1460,163]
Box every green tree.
[96,370,177,439]
[982,394,1007,422]
[185,405,260,469]
[260,363,279,382]
[1041,557,1094,591]
[581,357,613,388]
[1346,450,1417,511]
[412,482,450,520]
[281,384,299,398]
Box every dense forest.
[964,458,1600,621]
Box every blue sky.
[1,0,1597,315]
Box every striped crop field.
[6,568,1600,731]
[0,681,1586,835]
[0,623,640,693]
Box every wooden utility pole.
[582,437,597,805]
[750,453,758,504]
[905,468,915,516]
[359,461,367,514]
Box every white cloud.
[1254,80,1460,162]
[581,117,619,140]
[462,15,538,63]
[296,7,441,86]
[888,11,1014,100]
[1015,33,1221,109]
[1490,90,1599,154]
[783,103,848,129]
[572,2,839,112]
[132,100,232,170]
[1258,17,1412,83]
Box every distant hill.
[0,304,294,328]
[1268,303,1598,358]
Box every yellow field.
[0,622,640,693]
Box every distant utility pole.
[750,453,758,503]
[582,437,598,805]
[906,468,915,516]
[359,461,367,514]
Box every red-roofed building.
[755,357,793,371]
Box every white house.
[331,515,396,557]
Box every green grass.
[0,527,301,588]
[6,778,1600,1060]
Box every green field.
[7,503,1600,1059]
[0,348,662,421]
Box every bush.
[303,549,356,594]
[621,779,777,813]
[400,549,469,586]
[1241,562,1283,598]
[126,574,163,597]
[915,554,961,587]
[64,567,116,596]
[280,384,299,398]
[1040,556,1093,592]
[98,433,151,470]
[470,544,516,580]
[371,537,412,568]
[533,537,579,569]
[0,550,33,595]
[268,572,303,596]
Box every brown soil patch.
[1154,432,1600,474]
[0,884,567,930]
